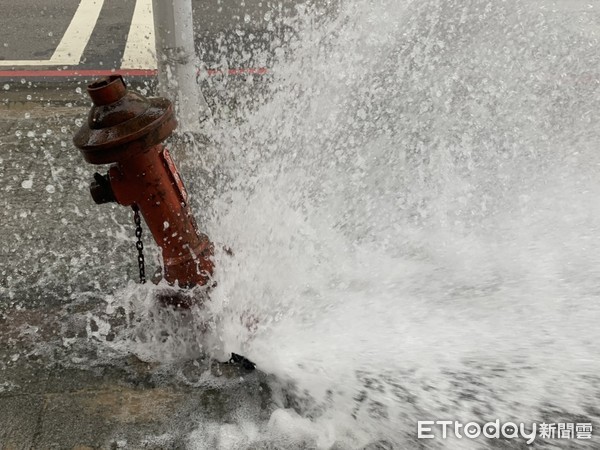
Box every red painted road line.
[0,68,269,78]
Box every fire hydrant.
[73,75,213,306]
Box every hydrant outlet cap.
[73,75,177,165]
[88,75,127,106]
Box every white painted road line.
[121,0,157,69]
[0,0,105,67]
[51,0,105,64]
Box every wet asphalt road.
[0,0,81,61]
[0,0,313,70]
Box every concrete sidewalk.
[0,85,275,449]
[0,344,270,449]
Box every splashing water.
[105,0,600,448]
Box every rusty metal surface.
[73,76,214,304]
[73,76,177,165]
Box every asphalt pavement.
[0,0,309,79]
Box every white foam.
[188,0,600,446]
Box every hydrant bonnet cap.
[73,75,177,165]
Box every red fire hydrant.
[73,75,213,306]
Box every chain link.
[132,204,146,284]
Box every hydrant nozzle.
[73,75,214,306]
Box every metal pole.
[152,0,210,133]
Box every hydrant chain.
[132,204,146,284]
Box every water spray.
[73,75,213,307]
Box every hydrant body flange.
[73,75,214,297]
